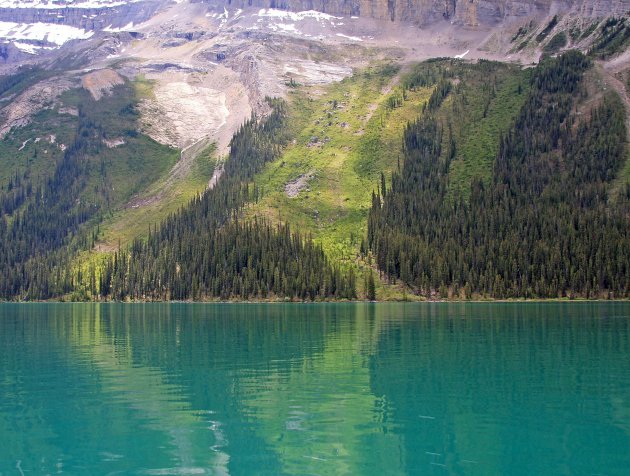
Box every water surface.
[1,303,629,475]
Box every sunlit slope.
[244,60,530,299]
[241,64,424,298]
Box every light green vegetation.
[72,76,216,251]
[244,63,433,299]
[446,65,531,200]
[544,31,568,54]
[92,74,216,249]
[58,83,180,213]
[0,109,75,188]
[97,143,216,249]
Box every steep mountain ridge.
[203,0,629,26]
[0,0,163,30]
[0,0,165,60]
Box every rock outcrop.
[0,1,164,30]
[201,0,629,26]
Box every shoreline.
[1,299,629,304]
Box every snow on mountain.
[0,21,93,45]
[0,0,163,57]
[0,0,143,9]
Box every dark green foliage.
[369,51,630,299]
[0,84,354,300]
[511,24,531,43]
[569,26,582,42]
[385,89,406,110]
[0,109,103,299]
[580,21,599,40]
[99,100,356,301]
[366,271,376,301]
[516,40,529,52]
[386,63,451,121]
[543,32,568,54]
[425,79,452,112]
[589,17,630,59]
[0,66,45,98]
[536,16,558,43]
[401,62,444,91]
[101,218,355,301]
[445,61,531,200]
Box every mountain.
[0,0,628,300]
[203,0,629,26]
[0,0,165,61]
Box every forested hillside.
[0,51,628,301]
[0,82,179,299]
[98,101,357,301]
[368,52,630,299]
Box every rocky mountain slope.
[0,0,165,60]
[203,0,629,26]
[0,0,625,164]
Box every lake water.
[1,303,629,475]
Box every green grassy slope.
[243,64,434,299]
[84,78,218,249]
[0,79,181,212]
[6,55,626,301]
[96,143,216,249]
[243,60,531,299]
[0,74,193,299]
[58,84,180,211]
[0,109,75,188]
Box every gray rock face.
[0,1,164,30]
[200,0,629,26]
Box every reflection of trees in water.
[368,303,630,475]
[2,303,630,475]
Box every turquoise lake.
[1,303,629,475]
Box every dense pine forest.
[0,97,112,299]
[368,51,630,298]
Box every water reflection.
[0,303,629,475]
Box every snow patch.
[0,21,94,46]
[104,22,134,32]
[336,33,362,42]
[256,9,342,22]
[13,41,40,54]
[18,138,31,151]
[277,23,300,34]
